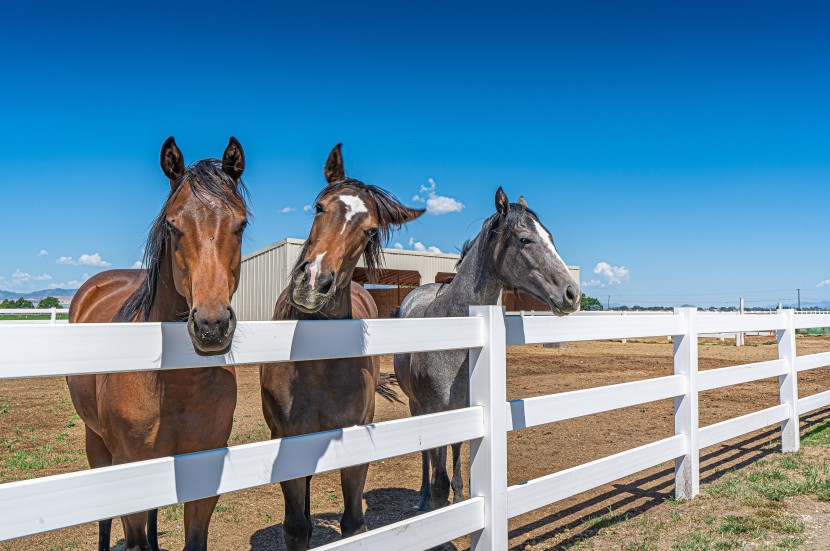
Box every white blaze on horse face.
[338,195,368,234]
[532,219,566,266]
[308,252,326,289]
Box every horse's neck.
[438,237,503,316]
[147,245,189,322]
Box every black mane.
[458,202,541,275]
[312,178,411,280]
[115,160,250,322]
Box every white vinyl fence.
[2,307,830,549]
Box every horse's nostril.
[565,285,577,303]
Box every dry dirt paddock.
[3,336,830,550]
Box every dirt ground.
[2,335,830,550]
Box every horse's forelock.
[115,160,249,323]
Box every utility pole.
[797,288,801,311]
[607,295,611,310]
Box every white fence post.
[673,307,699,499]
[50,307,57,324]
[777,308,800,452]
[469,305,508,551]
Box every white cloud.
[582,262,630,288]
[400,237,442,254]
[34,273,52,281]
[132,261,144,269]
[280,207,294,213]
[412,178,465,215]
[303,204,313,212]
[78,253,111,267]
[11,269,31,282]
[818,280,830,288]
[57,253,111,267]
[37,249,48,257]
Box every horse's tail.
[377,372,404,403]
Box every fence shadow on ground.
[247,407,830,551]
[503,406,830,550]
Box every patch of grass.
[802,419,830,448]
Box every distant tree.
[13,298,34,309]
[0,298,34,309]
[37,297,62,309]
[580,294,603,311]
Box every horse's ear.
[222,137,245,182]
[160,137,185,186]
[517,196,528,207]
[495,187,510,217]
[324,143,346,184]
[391,206,426,226]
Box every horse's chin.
[191,339,233,357]
[289,287,336,314]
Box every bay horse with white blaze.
[67,137,249,551]
[394,189,580,511]
[260,143,423,550]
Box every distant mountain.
[0,288,78,301]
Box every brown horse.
[67,137,249,551]
[260,144,423,550]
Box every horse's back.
[399,283,443,319]
[70,269,146,323]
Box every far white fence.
[2,308,830,549]
[0,308,68,324]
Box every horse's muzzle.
[189,306,236,355]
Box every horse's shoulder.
[70,269,146,323]
[350,282,378,320]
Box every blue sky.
[1,1,828,307]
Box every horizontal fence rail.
[2,308,830,549]
[0,407,484,540]
[0,317,484,379]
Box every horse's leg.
[84,426,114,551]
[280,477,312,551]
[417,450,432,511]
[182,496,219,551]
[304,475,313,543]
[450,442,464,503]
[428,446,451,509]
[120,511,151,551]
[339,464,369,538]
[147,508,159,551]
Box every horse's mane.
[318,178,411,279]
[116,160,250,322]
[457,203,541,279]
[275,178,411,320]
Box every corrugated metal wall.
[232,237,580,321]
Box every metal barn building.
[232,237,580,321]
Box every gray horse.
[394,187,580,511]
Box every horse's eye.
[365,227,378,238]
[315,203,324,213]
[519,236,533,245]
[237,220,248,234]
[166,221,181,237]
